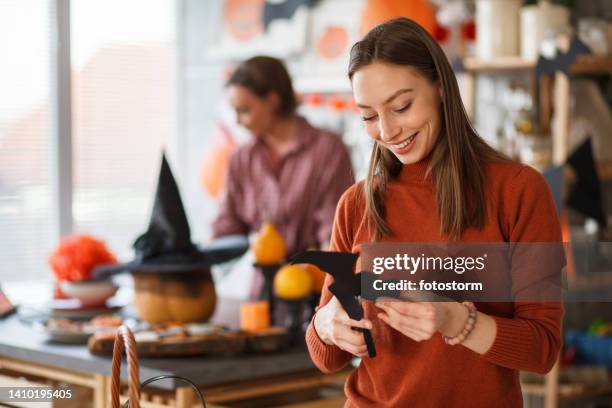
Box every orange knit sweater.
[305,159,563,407]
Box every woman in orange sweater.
[305,18,563,407]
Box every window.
[71,0,177,260]
[0,0,177,284]
[0,0,54,282]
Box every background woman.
[212,56,354,295]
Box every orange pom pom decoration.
[48,235,118,282]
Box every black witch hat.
[566,138,607,227]
[94,153,248,276]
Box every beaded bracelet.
[442,301,477,346]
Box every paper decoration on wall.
[359,0,437,36]
[566,138,607,227]
[224,0,265,42]
[294,0,360,93]
[201,123,237,199]
[291,250,377,358]
[263,0,318,29]
[317,26,349,60]
[208,0,312,59]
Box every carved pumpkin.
[133,270,216,324]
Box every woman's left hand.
[375,300,468,342]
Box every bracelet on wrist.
[442,301,477,346]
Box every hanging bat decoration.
[262,0,319,30]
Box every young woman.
[212,56,354,273]
[306,18,562,407]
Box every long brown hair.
[227,56,297,117]
[349,18,506,240]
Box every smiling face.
[352,62,442,164]
[227,84,278,137]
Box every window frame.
[47,0,183,245]
[50,0,73,241]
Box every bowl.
[60,279,118,307]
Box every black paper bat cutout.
[291,250,378,358]
[536,36,591,77]
[262,0,318,30]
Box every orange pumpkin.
[251,222,287,265]
[273,264,312,300]
[303,263,326,293]
[133,271,216,324]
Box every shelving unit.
[462,53,612,408]
[463,56,536,72]
[461,54,612,166]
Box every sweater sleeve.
[305,184,360,373]
[482,165,564,374]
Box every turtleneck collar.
[397,155,434,184]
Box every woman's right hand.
[313,296,373,358]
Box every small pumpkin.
[302,263,326,294]
[273,264,312,300]
[133,270,216,324]
[251,222,287,265]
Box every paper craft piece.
[536,36,591,76]
[542,165,564,215]
[566,138,606,227]
[290,250,376,358]
[263,0,317,29]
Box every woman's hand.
[313,296,373,358]
[375,300,468,342]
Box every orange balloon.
[359,0,437,36]
[201,133,236,199]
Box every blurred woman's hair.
[349,17,507,240]
[227,56,297,117]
